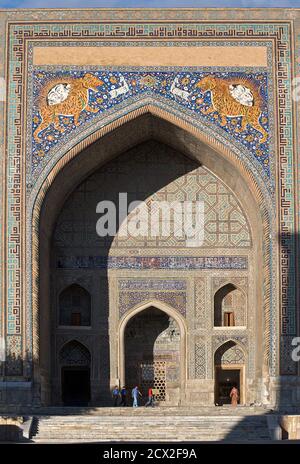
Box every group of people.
[112,385,239,407]
[112,385,155,408]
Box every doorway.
[124,307,181,404]
[61,367,91,406]
[215,368,240,405]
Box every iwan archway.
[119,301,188,406]
[30,108,273,406]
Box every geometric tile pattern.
[118,279,187,291]
[1,18,296,381]
[213,334,248,352]
[195,340,207,379]
[59,340,91,366]
[212,277,248,294]
[119,290,187,318]
[53,147,251,249]
[5,335,23,376]
[194,278,206,328]
[56,255,248,270]
[215,341,245,365]
[280,336,298,375]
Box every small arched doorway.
[122,305,184,406]
[59,340,91,406]
[214,341,245,406]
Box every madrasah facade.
[0,7,299,411]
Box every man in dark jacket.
[120,386,127,406]
[112,385,120,406]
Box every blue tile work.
[56,255,248,270]
[5,20,294,380]
[118,278,187,318]
[31,69,270,176]
[119,291,187,317]
[118,279,187,291]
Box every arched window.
[214,284,246,327]
[59,284,91,326]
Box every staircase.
[30,407,273,442]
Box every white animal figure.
[229,84,254,107]
[170,77,190,101]
[47,83,71,106]
[109,75,130,99]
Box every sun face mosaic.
[31,69,270,176]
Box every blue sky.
[0,0,299,8]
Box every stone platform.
[0,406,283,442]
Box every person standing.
[145,387,154,407]
[112,385,120,407]
[120,386,127,406]
[131,385,142,408]
[230,385,239,407]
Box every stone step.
[32,414,272,442]
[22,405,271,417]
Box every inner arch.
[34,113,264,406]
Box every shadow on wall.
[1,228,299,440]
[1,130,299,439]
[224,231,300,441]
[50,139,199,407]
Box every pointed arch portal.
[214,341,246,406]
[59,340,91,406]
[119,301,187,405]
[31,109,270,406]
[1,11,298,413]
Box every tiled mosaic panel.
[59,340,91,366]
[280,336,298,375]
[57,255,248,270]
[194,340,207,379]
[5,335,23,376]
[4,21,296,377]
[118,279,186,291]
[215,342,245,365]
[31,69,270,176]
[212,335,253,375]
[194,278,206,328]
[119,291,186,318]
[213,334,248,352]
[118,279,187,318]
[53,143,251,249]
[212,277,248,293]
